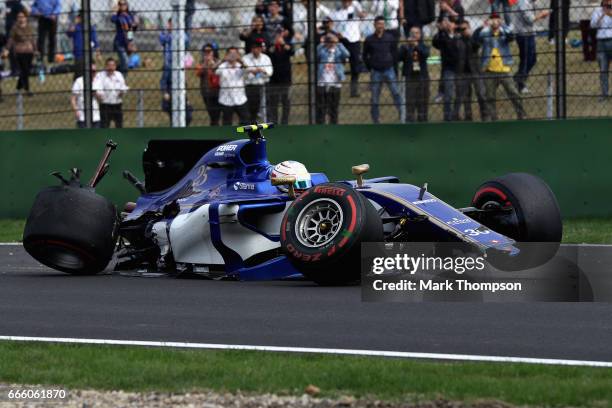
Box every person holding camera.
[591,0,612,102]
[215,47,249,125]
[316,33,349,124]
[399,26,430,122]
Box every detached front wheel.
[280,183,383,285]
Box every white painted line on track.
[0,243,21,246]
[1,335,611,368]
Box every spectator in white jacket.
[243,37,274,123]
[215,47,249,125]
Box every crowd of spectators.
[0,0,610,128]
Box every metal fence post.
[547,72,554,120]
[137,89,145,127]
[307,0,317,125]
[554,0,567,119]
[82,0,93,128]
[171,0,186,128]
[16,93,24,130]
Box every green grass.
[2,218,612,244]
[0,341,611,407]
[0,219,24,242]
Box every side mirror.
[271,176,297,199]
[351,164,370,188]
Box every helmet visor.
[294,179,312,190]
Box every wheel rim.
[295,198,344,248]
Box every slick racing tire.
[23,186,119,275]
[472,173,562,270]
[281,183,383,285]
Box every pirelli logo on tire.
[313,186,346,197]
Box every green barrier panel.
[0,118,610,219]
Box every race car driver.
[271,160,312,192]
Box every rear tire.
[23,186,119,275]
[472,173,562,270]
[281,183,383,285]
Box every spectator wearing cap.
[433,17,465,121]
[268,29,294,125]
[215,47,249,125]
[67,12,100,79]
[316,33,350,124]
[196,43,221,126]
[331,0,366,97]
[71,64,101,128]
[240,15,269,54]
[475,13,526,120]
[304,16,340,66]
[398,26,430,122]
[363,16,403,123]
[243,38,273,123]
[93,57,129,128]
[511,0,550,93]
[31,0,61,66]
[591,0,612,102]
[111,0,138,76]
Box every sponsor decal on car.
[214,144,238,156]
[446,217,471,226]
[233,182,256,191]
[412,199,437,205]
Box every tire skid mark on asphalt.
[1,336,612,368]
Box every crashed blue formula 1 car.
[23,124,562,285]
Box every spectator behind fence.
[433,0,464,103]
[399,0,436,38]
[256,0,293,19]
[316,34,349,124]
[475,13,526,120]
[268,31,294,125]
[215,47,249,125]
[455,20,490,121]
[67,12,99,79]
[240,16,269,55]
[5,0,27,76]
[304,16,340,65]
[432,17,464,121]
[548,0,570,43]
[71,64,100,128]
[265,1,294,45]
[591,0,612,102]
[195,43,221,126]
[111,0,138,76]
[399,26,430,122]
[159,19,190,93]
[4,11,36,96]
[93,57,129,128]
[244,38,273,123]
[30,0,60,66]
[512,0,550,93]
[331,0,366,97]
[363,16,403,124]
